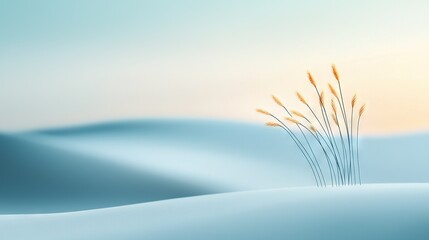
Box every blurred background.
[1,0,428,134]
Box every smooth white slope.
[0,133,223,213]
[31,119,429,186]
[1,184,429,240]
[2,119,429,213]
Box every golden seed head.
[332,113,339,126]
[319,91,325,106]
[332,64,340,81]
[307,71,316,88]
[285,117,300,125]
[256,108,271,116]
[352,94,357,108]
[266,122,281,127]
[291,110,305,118]
[331,99,337,114]
[359,104,366,117]
[310,125,317,133]
[328,83,339,99]
[272,95,284,108]
[296,92,308,105]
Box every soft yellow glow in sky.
[1,1,429,134]
[249,43,429,134]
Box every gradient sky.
[1,0,429,133]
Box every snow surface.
[1,119,428,239]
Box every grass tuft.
[257,65,366,187]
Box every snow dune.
[1,184,428,240]
[1,119,428,239]
[0,132,220,214]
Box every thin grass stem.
[270,115,322,186]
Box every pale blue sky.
[1,1,429,132]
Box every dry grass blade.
[307,71,316,87]
[291,110,305,118]
[331,113,339,126]
[331,99,337,114]
[256,108,271,115]
[296,92,308,105]
[285,117,300,124]
[319,91,325,106]
[266,122,281,127]
[272,95,285,108]
[352,94,357,108]
[359,104,366,117]
[328,83,339,99]
[332,64,340,81]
